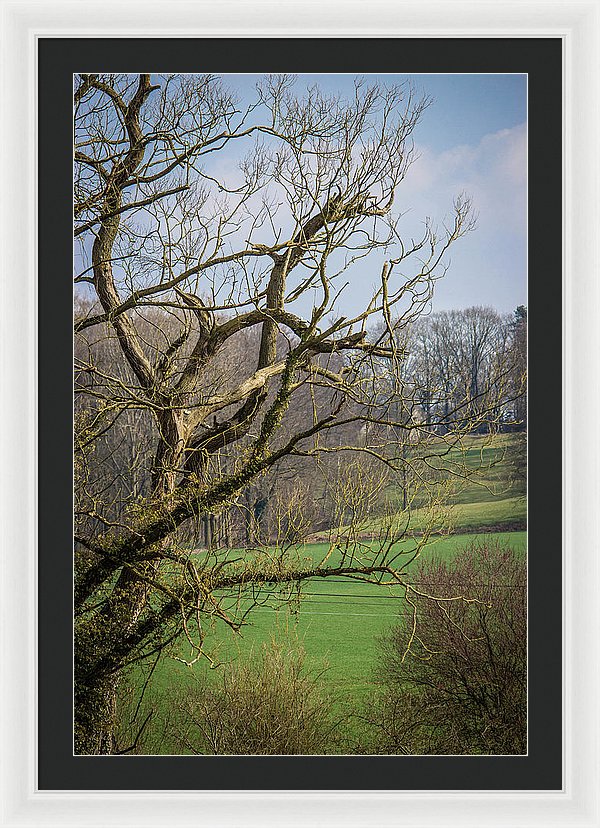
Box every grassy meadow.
[119,433,526,753]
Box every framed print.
[57,39,551,782]
[1,1,599,826]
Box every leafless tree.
[402,307,514,433]
[74,73,495,754]
[509,305,527,429]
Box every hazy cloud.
[400,122,526,238]
[388,123,527,313]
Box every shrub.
[170,639,342,755]
[374,538,526,754]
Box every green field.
[120,433,527,753]
[124,529,526,753]
[184,531,527,694]
[309,433,526,538]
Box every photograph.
[73,71,527,757]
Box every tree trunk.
[243,490,253,546]
[74,672,119,754]
[202,514,213,548]
[221,510,231,549]
[74,571,151,754]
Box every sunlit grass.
[122,530,526,753]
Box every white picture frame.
[1,0,598,825]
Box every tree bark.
[75,673,119,754]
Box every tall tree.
[510,305,527,428]
[74,73,483,753]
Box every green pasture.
[382,495,525,534]
[119,434,527,752]
[411,432,525,505]
[338,432,527,535]
[314,494,526,540]
[122,529,526,753]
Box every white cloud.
[399,122,526,239]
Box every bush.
[170,639,342,755]
[374,538,526,754]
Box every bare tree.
[509,305,527,429]
[403,307,513,433]
[74,73,484,754]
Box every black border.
[39,37,562,791]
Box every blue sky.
[223,73,527,316]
